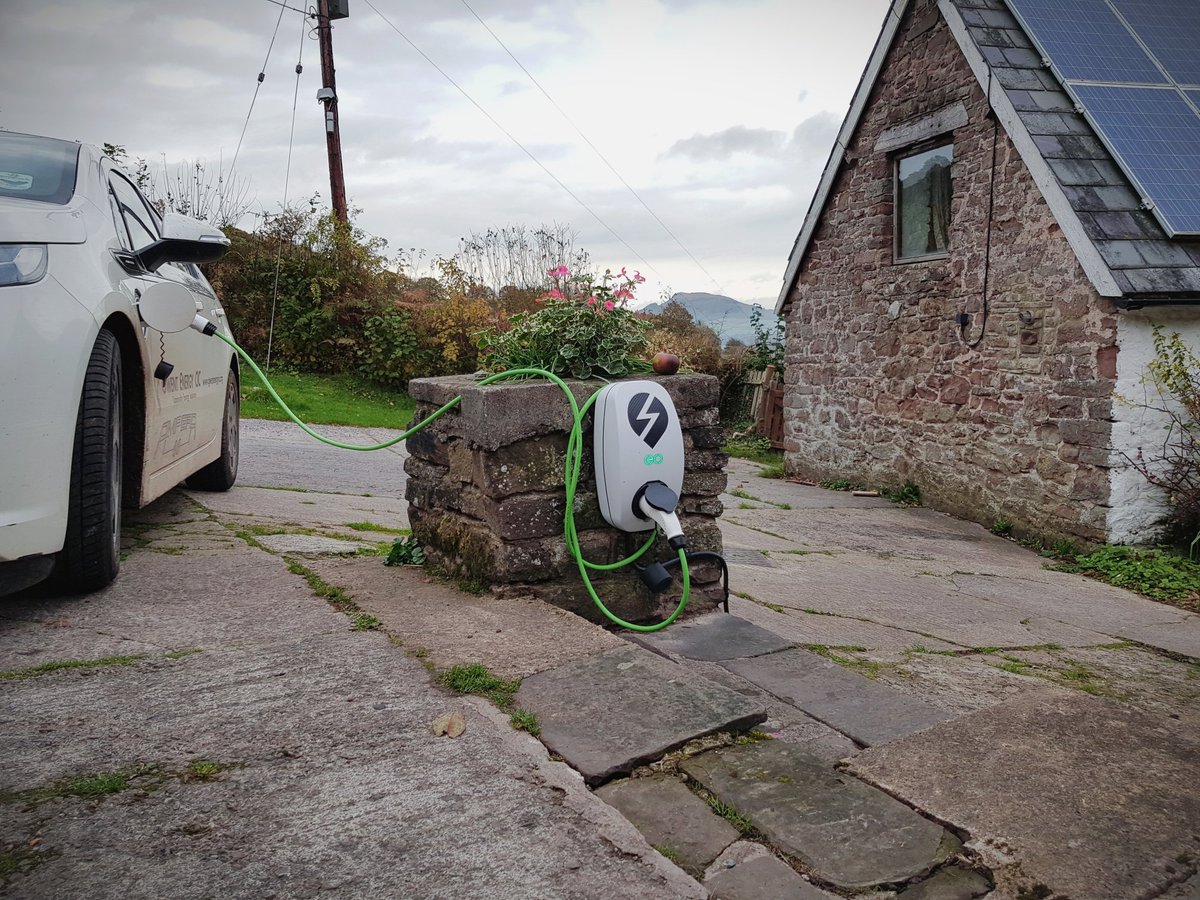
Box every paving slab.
[514,644,767,785]
[723,506,1043,570]
[728,596,961,652]
[846,691,1200,900]
[704,842,837,899]
[186,485,410,530]
[306,556,623,679]
[682,741,952,889]
[595,775,738,876]
[1,512,702,899]
[254,533,375,555]
[950,572,1196,653]
[726,458,892,511]
[723,648,954,747]
[628,612,793,662]
[896,866,991,899]
[728,555,1115,649]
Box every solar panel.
[1112,0,1200,86]
[1072,84,1200,233]
[1005,0,1200,235]
[1006,0,1165,83]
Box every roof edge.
[774,0,908,315]
[937,0,1122,298]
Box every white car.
[0,131,241,596]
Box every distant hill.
[641,292,778,346]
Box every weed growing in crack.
[509,709,541,736]
[439,664,520,708]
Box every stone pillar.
[404,374,727,625]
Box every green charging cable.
[214,331,690,632]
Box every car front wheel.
[186,368,239,492]
[61,329,123,592]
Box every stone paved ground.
[4,429,1199,899]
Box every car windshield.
[0,133,80,205]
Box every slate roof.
[776,0,1200,314]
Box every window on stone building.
[895,143,953,262]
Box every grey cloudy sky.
[0,0,888,307]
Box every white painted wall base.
[1108,308,1200,544]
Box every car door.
[106,172,223,475]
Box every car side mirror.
[134,212,230,272]
[138,280,198,333]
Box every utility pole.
[316,0,349,224]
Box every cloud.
[665,126,788,162]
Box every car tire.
[61,329,123,592]
[186,368,239,492]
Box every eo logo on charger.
[628,391,669,466]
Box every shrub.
[478,267,651,379]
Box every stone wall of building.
[404,374,727,625]
[781,0,1119,543]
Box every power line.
[229,3,289,184]
[360,0,662,281]
[458,0,724,294]
[266,12,308,372]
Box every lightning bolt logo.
[628,392,669,448]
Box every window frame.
[892,139,955,265]
[106,171,160,255]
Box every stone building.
[775,0,1200,545]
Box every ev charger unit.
[593,381,687,550]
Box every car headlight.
[0,244,49,286]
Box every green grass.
[240,369,416,429]
[509,709,541,735]
[0,654,148,681]
[722,434,782,466]
[820,478,851,491]
[346,522,411,536]
[652,845,679,863]
[184,761,234,782]
[2,772,130,806]
[702,795,754,833]
[439,663,520,708]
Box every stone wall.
[404,374,727,624]
[781,0,1119,543]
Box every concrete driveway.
[3,419,1198,898]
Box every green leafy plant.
[820,478,851,491]
[991,519,1014,536]
[385,537,426,567]
[478,266,652,379]
[743,305,785,371]
[884,482,922,506]
[1056,545,1200,610]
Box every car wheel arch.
[98,313,147,509]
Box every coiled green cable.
[214,331,689,632]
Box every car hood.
[0,199,87,244]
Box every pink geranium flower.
[633,271,646,283]
[614,288,634,301]
[587,296,598,306]
[603,300,615,311]
[546,288,564,299]
[547,265,570,278]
